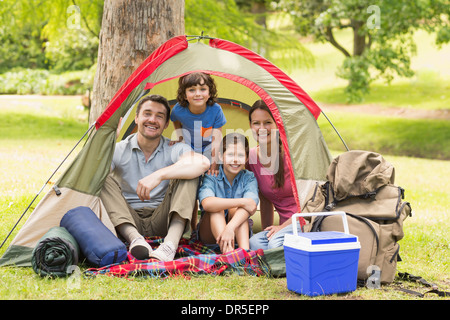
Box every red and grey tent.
[0,35,337,267]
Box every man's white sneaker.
[129,237,152,260]
[149,241,177,261]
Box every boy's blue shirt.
[170,102,226,156]
[198,165,259,214]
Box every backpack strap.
[323,182,337,211]
[397,272,450,297]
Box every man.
[100,95,210,261]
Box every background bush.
[0,67,95,95]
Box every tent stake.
[0,123,96,250]
[320,110,350,152]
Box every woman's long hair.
[249,100,285,189]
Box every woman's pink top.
[247,147,298,225]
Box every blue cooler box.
[283,212,360,297]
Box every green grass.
[310,67,450,110]
[0,96,449,301]
[1,112,88,141]
[318,111,450,160]
[0,152,448,300]
[384,155,450,284]
[312,77,450,111]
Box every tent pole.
[0,123,96,250]
[320,110,350,152]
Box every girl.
[197,133,259,253]
[247,100,303,250]
[170,72,226,174]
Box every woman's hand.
[264,225,284,240]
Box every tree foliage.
[41,0,102,72]
[0,1,49,71]
[1,0,312,75]
[0,0,100,73]
[3,0,448,102]
[276,0,450,102]
[185,0,313,70]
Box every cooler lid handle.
[291,211,350,236]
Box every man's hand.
[136,171,162,201]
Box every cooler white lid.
[285,212,361,252]
[297,231,357,245]
[284,232,360,252]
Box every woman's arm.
[259,192,274,230]
[258,191,293,240]
[265,217,292,240]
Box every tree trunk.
[352,19,366,57]
[251,1,267,28]
[89,0,184,124]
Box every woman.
[247,100,303,250]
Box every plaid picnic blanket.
[84,237,271,278]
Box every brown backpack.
[302,150,412,284]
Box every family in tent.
[1,36,413,291]
[0,36,332,272]
[100,72,301,261]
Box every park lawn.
[310,77,450,111]
[0,95,448,300]
[0,151,448,301]
[317,110,450,160]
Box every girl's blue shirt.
[198,165,259,215]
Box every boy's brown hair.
[176,72,218,107]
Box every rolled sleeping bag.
[31,226,80,277]
[60,206,127,267]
